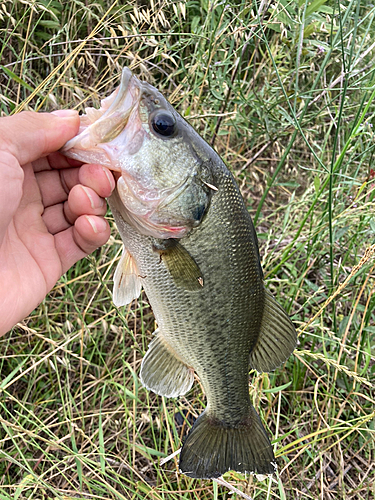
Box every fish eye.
[151,112,176,138]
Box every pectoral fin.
[249,291,297,372]
[112,247,142,307]
[152,239,204,291]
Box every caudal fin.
[179,406,276,479]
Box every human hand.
[0,111,115,335]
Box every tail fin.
[179,406,276,479]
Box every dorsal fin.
[249,291,297,372]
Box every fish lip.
[61,67,136,158]
[117,68,133,97]
[103,67,133,120]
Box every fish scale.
[110,161,267,443]
[62,67,297,479]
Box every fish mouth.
[61,68,139,168]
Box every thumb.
[0,110,80,166]
[0,110,79,245]
[0,151,24,245]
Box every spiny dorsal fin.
[249,291,297,373]
[152,239,204,291]
[112,247,142,307]
[140,329,195,398]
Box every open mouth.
[61,68,138,168]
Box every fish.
[61,68,297,479]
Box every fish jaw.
[61,68,141,169]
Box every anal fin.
[140,330,194,398]
[250,291,297,373]
[113,246,142,307]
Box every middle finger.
[61,163,115,198]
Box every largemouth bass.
[62,68,296,479]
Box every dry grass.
[0,0,374,498]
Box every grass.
[0,0,374,498]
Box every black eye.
[151,112,176,137]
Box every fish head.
[62,68,215,239]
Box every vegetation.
[0,0,374,498]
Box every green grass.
[1,0,374,498]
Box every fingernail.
[102,166,116,191]
[81,185,104,209]
[85,216,107,234]
[52,109,79,118]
